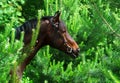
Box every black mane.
[15,16,53,40]
[41,16,53,21]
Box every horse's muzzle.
[67,47,80,58]
[72,48,80,57]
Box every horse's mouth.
[70,51,79,58]
[66,48,80,58]
[69,53,77,58]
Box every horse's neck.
[17,39,42,78]
[13,18,49,80]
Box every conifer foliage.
[0,0,120,83]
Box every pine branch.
[92,3,120,38]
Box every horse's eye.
[57,29,66,34]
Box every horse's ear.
[52,11,61,23]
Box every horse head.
[40,11,80,57]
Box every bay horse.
[12,11,80,81]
